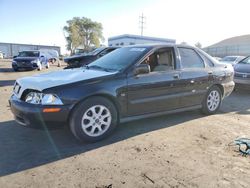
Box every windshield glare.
[88,47,150,72]
[239,56,250,64]
[88,47,106,56]
[18,51,39,57]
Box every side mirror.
[134,64,150,75]
[13,56,17,59]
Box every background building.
[0,42,61,58]
[108,34,175,47]
[203,35,250,57]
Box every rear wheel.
[201,86,222,115]
[70,97,118,142]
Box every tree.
[195,42,202,49]
[63,17,104,54]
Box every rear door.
[177,47,211,107]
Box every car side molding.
[120,105,202,123]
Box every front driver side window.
[141,48,174,72]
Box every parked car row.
[9,44,235,142]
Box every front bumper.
[12,63,38,70]
[222,81,235,98]
[9,95,73,129]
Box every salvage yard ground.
[0,59,250,188]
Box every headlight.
[12,61,17,64]
[31,59,39,64]
[25,92,63,105]
[41,94,63,105]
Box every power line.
[139,13,146,36]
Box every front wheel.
[37,64,42,71]
[201,86,222,115]
[70,97,118,142]
[46,62,50,69]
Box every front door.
[126,47,183,116]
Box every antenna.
[139,13,146,36]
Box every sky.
[1,0,250,54]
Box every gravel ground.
[0,59,250,188]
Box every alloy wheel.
[81,105,112,137]
[207,90,220,111]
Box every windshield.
[221,56,237,62]
[239,56,250,64]
[87,47,106,56]
[88,47,151,72]
[18,51,39,57]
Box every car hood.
[234,63,250,73]
[15,68,117,98]
[14,57,39,62]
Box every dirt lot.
[0,59,250,188]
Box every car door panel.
[127,70,182,116]
[178,68,210,107]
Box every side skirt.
[120,105,202,123]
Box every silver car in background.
[220,55,245,66]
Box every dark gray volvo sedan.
[9,44,235,142]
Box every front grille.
[16,60,32,67]
[234,72,250,78]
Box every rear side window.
[198,52,214,67]
[178,48,204,68]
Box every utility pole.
[139,13,146,36]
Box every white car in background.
[0,51,4,59]
[220,56,245,66]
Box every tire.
[46,62,50,69]
[37,64,42,71]
[70,96,118,142]
[57,61,61,67]
[201,85,222,115]
[52,58,56,64]
[13,68,18,72]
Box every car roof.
[122,43,195,49]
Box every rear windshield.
[18,51,39,57]
[88,47,151,72]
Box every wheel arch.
[213,84,224,97]
[67,93,121,124]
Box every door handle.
[173,74,180,79]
